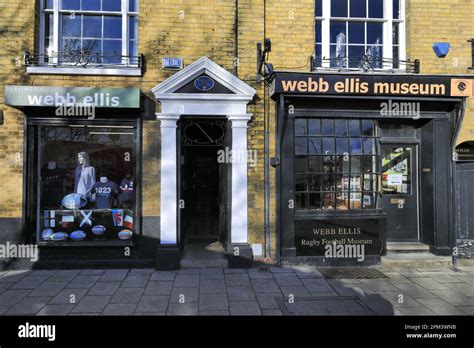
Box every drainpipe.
[234,0,238,76]
[450,99,466,269]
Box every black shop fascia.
[269,72,471,265]
[4,85,153,268]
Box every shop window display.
[295,118,381,211]
[39,125,136,244]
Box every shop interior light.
[432,42,451,58]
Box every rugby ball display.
[70,230,86,241]
[91,225,106,236]
[41,228,54,241]
[61,193,88,210]
[50,232,69,241]
[118,229,133,240]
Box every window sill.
[26,66,142,77]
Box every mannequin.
[119,172,134,208]
[91,176,119,209]
[74,152,96,199]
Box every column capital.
[228,114,252,128]
[156,113,180,128]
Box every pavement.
[0,265,474,316]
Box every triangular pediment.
[152,57,256,99]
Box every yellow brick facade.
[0,0,473,260]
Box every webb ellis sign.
[270,72,473,98]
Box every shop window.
[38,125,136,244]
[315,0,405,70]
[295,118,380,211]
[381,146,412,194]
[41,0,139,66]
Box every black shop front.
[270,72,471,265]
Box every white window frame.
[31,0,140,76]
[317,0,406,71]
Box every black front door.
[381,144,419,241]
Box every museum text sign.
[294,218,384,257]
[271,73,473,98]
[4,86,140,108]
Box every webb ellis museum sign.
[270,72,474,98]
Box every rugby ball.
[70,230,86,241]
[91,225,106,236]
[50,232,69,241]
[62,193,88,210]
[118,229,133,240]
[41,228,54,241]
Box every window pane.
[361,119,374,136]
[348,22,364,44]
[336,138,349,154]
[348,120,360,136]
[61,39,81,61]
[83,16,102,38]
[323,157,336,173]
[363,138,375,154]
[308,138,322,155]
[296,193,308,209]
[295,158,307,173]
[45,0,53,9]
[363,156,376,173]
[336,193,349,210]
[308,175,322,191]
[323,138,335,155]
[392,23,399,45]
[309,193,322,210]
[393,0,400,19]
[348,46,365,68]
[331,0,348,17]
[322,119,334,135]
[129,16,138,41]
[82,0,101,11]
[45,13,54,38]
[295,138,307,155]
[308,119,321,136]
[350,0,366,17]
[350,192,362,209]
[315,44,322,67]
[322,192,335,210]
[295,175,308,191]
[82,39,101,57]
[61,0,80,10]
[330,20,347,44]
[363,174,376,191]
[335,119,347,136]
[316,20,322,43]
[363,193,376,208]
[367,22,383,44]
[393,45,399,68]
[330,44,347,66]
[129,0,138,12]
[368,0,383,18]
[102,0,122,11]
[103,40,122,63]
[309,157,322,172]
[350,138,363,154]
[316,0,323,17]
[295,119,307,136]
[351,157,362,173]
[104,16,122,39]
[382,147,412,194]
[62,15,81,37]
[369,45,383,68]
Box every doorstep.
[382,251,452,268]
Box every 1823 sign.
[294,218,385,257]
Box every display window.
[35,123,138,245]
[295,118,381,211]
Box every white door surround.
[152,57,256,253]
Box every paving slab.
[103,303,137,315]
[301,278,333,293]
[11,276,49,290]
[29,281,68,297]
[396,306,436,315]
[443,282,474,297]
[199,310,230,315]
[66,275,101,289]
[227,286,257,301]
[88,282,121,296]
[71,295,111,313]
[274,274,302,286]
[429,289,474,306]
[6,296,51,315]
[110,287,144,304]
[392,283,437,298]
[199,293,228,311]
[144,281,173,295]
[135,295,169,313]
[50,288,88,305]
[280,285,311,298]
[0,282,13,294]
[248,270,274,279]
[150,271,176,282]
[262,309,283,316]
[80,269,106,276]
[415,298,465,315]
[282,298,372,315]
[100,269,129,282]
[256,293,283,310]
[121,275,150,288]
[167,302,199,315]
[225,273,251,287]
[0,289,32,306]
[229,301,262,315]
[48,270,81,282]
[0,271,31,283]
[200,268,225,280]
[37,304,75,316]
[170,287,199,303]
[174,275,199,287]
[409,277,450,290]
[360,299,396,315]
[200,279,226,294]
[251,279,281,293]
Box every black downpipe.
[234,0,238,77]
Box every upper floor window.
[40,0,138,67]
[315,0,405,70]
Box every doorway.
[381,144,419,241]
[179,118,228,266]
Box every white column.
[156,113,180,245]
[228,114,252,244]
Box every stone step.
[382,251,452,267]
[386,242,430,252]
